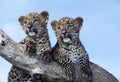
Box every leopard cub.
[51,17,93,82]
[18,11,52,62]
[8,11,52,82]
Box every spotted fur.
[8,11,52,82]
[51,17,93,82]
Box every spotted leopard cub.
[51,17,93,82]
[18,11,52,62]
[8,11,52,82]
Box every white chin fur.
[28,32,35,36]
[63,38,71,43]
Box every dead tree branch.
[0,29,119,82]
[0,29,65,81]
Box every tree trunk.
[0,29,119,82]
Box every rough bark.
[0,29,119,82]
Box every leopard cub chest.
[36,37,51,55]
[66,45,85,63]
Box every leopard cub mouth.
[63,38,71,43]
[28,32,36,36]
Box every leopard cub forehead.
[26,13,39,20]
[59,17,73,25]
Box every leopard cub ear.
[73,17,83,28]
[51,20,59,30]
[18,16,26,25]
[39,11,49,23]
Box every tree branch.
[0,29,119,82]
[0,29,65,81]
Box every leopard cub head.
[51,17,83,44]
[19,11,49,37]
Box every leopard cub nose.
[28,24,32,28]
[62,31,66,35]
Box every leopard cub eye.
[35,18,39,21]
[24,20,28,24]
[35,19,39,22]
[57,26,61,30]
[68,24,73,28]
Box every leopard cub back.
[51,17,93,82]
[8,11,52,82]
